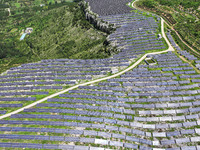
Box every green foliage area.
[0,1,110,73]
[34,0,42,6]
[15,3,21,8]
[139,0,200,10]
[141,0,157,8]
[156,0,200,9]
[171,30,200,58]
[137,0,200,52]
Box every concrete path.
[132,0,174,52]
[161,18,174,51]
[0,6,175,120]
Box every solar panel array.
[0,52,199,150]
[84,0,133,16]
[0,2,167,116]
[0,0,199,149]
[101,13,166,56]
[0,57,132,114]
[166,31,181,50]
[177,50,198,61]
[195,60,200,70]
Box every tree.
[34,0,41,6]
[143,0,157,8]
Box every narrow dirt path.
[160,18,174,51]
[171,28,200,55]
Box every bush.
[142,0,157,8]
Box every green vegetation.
[141,0,157,8]
[170,30,200,59]
[136,0,200,52]
[0,1,111,73]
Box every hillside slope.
[0,2,109,73]
[136,0,200,52]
